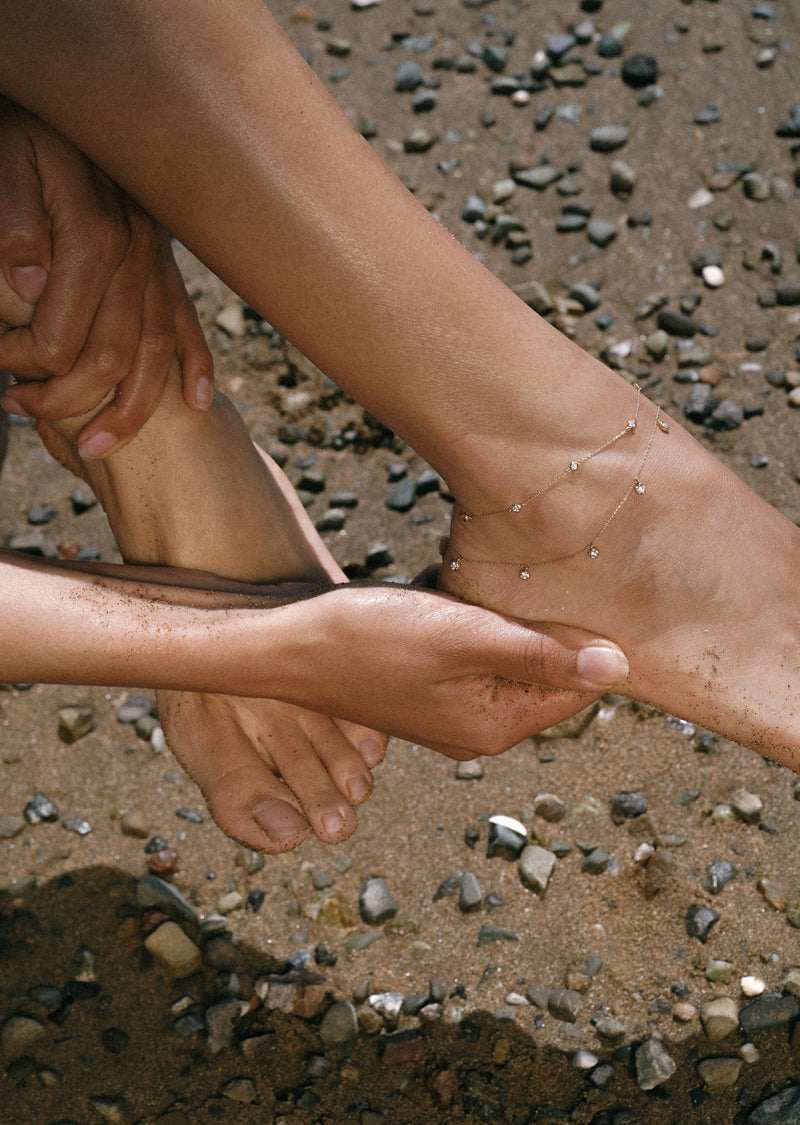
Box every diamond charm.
[519,568,530,580]
[450,559,460,571]
[569,461,579,472]
[657,418,670,433]
[510,503,522,513]
[588,546,600,559]
[634,479,645,495]
[627,419,636,430]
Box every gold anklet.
[448,393,669,580]
[454,384,649,524]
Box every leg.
[3,1,797,763]
[41,365,388,852]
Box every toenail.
[253,799,308,843]
[346,774,372,804]
[320,809,347,838]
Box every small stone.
[27,504,56,526]
[487,814,528,858]
[589,125,629,152]
[581,846,609,874]
[459,872,483,913]
[1,1015,46,1063]
[0,815,25,839]
[359,877,398,924]
[518,844,556,892]
[455,758,484,779]
[144,921,202,979]
[403,128,437,154]
[610,791,648,821]
[739,993,800,1037]
[741,976,766,997]
[386,478,417,512]
[686,903,720,942]
[743,172,771,201]
[621,52,658,88]
[684,383,717,424]
[697,1056,743,1089]
[746,1087,800,1124]
[704,858,737,894]
[548,989,583,1023]
[116,696,153,724]
[57,705,96,744]
[730,787,763,823]
[586,219,618,248]
[476,924,518,946]
[365,543,394,570]
[776,281,800,306]
[610,160,637,194]
[24,793,59,824]
[533,793,566,822]
[136,873,199,926]
[120,809,149,838]
[635,1037,676,1090]
[215,303,246,337]
[705,959,735,983]
[658,309,696,337]
[702,265,725,288]
[221,1077,258,1105]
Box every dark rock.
[739,993,800,1037]
[386,478,417,511]
[621,53,658,88]
[365,543,394,569]
[657,309,696,337]
[748,1086,800,1124]
[684,384,718,424]
[395,61,424,92]
[476,925,519,946]
[685,903,720,942]
[581,847,610,874]
[548,988,583,1022]
[694,104,721,125]
[704,858,737,894]
[610,791,648,821]
[589,125,629,152]
[709,400,744,431]
[27,504,56,526]
[776,281,800,306]
[24,793,59,824]
[459,872,483,913]
[596,35,623,58]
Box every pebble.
[658,308,696,337]
[704,858,737,894]
[685,903,720,942]
[476,924,519,946]
[1,1014,46,1063]
[684,383,717,423]
[609,160,637,194]
[739,993,800,1037]
[548,989,583,1023]
[730,787,763,823]
[747,1087,800,1124]
[136,873,198,926]
[116,696,152,724]
[358,877,398,924]
[385,477,417,512]
[586,219,618,248]
[741,975,766,997]
[700,997,740,1041]
[459,872,483,912]
[144,921,202,978]
[589,125,629,152]
[533,793,566,822]
[57,705,96,744]
[610,791,648,821]
[518,844,556,892]
[705,959,735,983]
[24,793,59,823]
[635,1037,676,1090]
[697,1056,743,1089]
[487,814,528,858]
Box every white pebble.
[740,975,766,997]
[688,187,714,210]
[573,1050,599,1069]
[634,842,654,865]
[150,725,167,753]
[702,265,725,288]
[740,1042,760,1064]
[489,814,527,836]
[511,90,531,106]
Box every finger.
[166,247,214,412]
[76,252,176,459]
[0,136,51,314]
[0,166,130,379]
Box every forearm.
[0,548,302,691]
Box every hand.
[221,581,630,759]
[0,97,213,458]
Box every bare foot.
[440,371,800,770]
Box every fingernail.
[346,773,373,805]
[10,264,47,302]
[253,799,308,843]
[78,431,116,461]
[1,396,29,418]
[577,644,629,686]
[194,376,213,411]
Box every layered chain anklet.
[448,387,670,580]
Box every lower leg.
[41,365,387,851]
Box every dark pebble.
[476,924,519,946]
[685,903,720,942]
[746,1085,800,1123]
[709,400,744,431]
[610,791,648,821]
[144,834,169,853]
[694,104,721,125]
[176,808,204,824]
[24,794,59,824]
[459,872,483,913]
[315,508,347,532]
[546,33,577,61]
[596,35,623,58]
[101,1027,129,1054]
[386,478,417,512]
[684,384,718,423]
[395,61,424,92]
[27,504,56,526]
[776,281,800,306]
[246,890,266,913]
[569,283,600,311]
[365,543,394,569]
[657,309,696,337]
[704,858,737,894]
[581,847,610,874]
[482,45,509,72]
[486,819,527,859]
[549,988,583,1022]
[359,876,398,924]
[415,468,440,495]
[461,194,486,222]
[739,993,800,1037]
[621,52,658,88]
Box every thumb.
[10,264,47,303]
[479,616,629,692]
